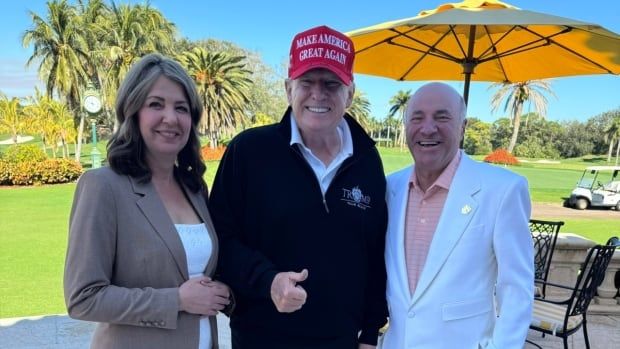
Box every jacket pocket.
[442,298,492,321]
[458,224,485,243]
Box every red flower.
[483,149,519,165]
[201,146,226,161]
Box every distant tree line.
[463,108,620,162]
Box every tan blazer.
[64,167,220,349]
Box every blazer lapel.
[130,176,189,280]
[388,167,415,303]
[410,155,480,305]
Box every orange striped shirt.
[404,151,461,295]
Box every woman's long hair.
[107,53,207,193]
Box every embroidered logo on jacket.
[341,186,371,210]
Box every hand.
[270,269,308,313]
[179,276,230,316]
[358,344,376,349]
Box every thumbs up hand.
[270,269,308,313]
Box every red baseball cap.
[288,25,355,85]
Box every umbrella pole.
[461,26,477,149]
[463,73,471,105]
[462,25,477,106]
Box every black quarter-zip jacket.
[209,108,388,346]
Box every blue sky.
[1,0,618,123]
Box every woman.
[64,53,230,349]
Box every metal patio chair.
[529,219,564,298]
[528,236,619,349]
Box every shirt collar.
[409,150,462,191]
[289,112,353,157]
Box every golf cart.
[567,166,620,210]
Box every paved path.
[0,314,231,349]
[0,135,34,145]
[1,313,619,348]
[533,202,620,220]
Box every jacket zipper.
[290,144,362,214]
[321,154,360,214]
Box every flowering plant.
[483,149,519,165]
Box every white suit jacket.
[382,153,534,349]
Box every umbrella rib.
[395,28,463,80]
[519,25,615,74]
[396,27,462,61]
[477,27,569,63]
[478,42,551,62]
[355,28,410,54]
[448,25,469,59]
[477,26,519,61]
[480,25,510,82]
[362,26,462,80]
[388,41,459,61]
[477,26,614,74]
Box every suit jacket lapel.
[130,176,189,280]
[410,155,480,305]
[389,167,414,303]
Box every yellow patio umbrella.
[347,0,620,103]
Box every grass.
[0,184,75,317]
[377,147,594,204]
[0,142,618,318]
[549,219,619,243]
[500,166,582,203]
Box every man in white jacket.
[381,82,534,349]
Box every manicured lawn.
[552,219,620,243]
[500,166,582,203]
[377,147,592,204]
[377,146,412,174]
[0,184,75,317]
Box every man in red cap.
[209,25,388,348]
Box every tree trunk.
[615,140,620,166]
[608,140,614,162]
[11,125,18,144]
[62,135,69,159]
[41,134,47,154]
[399,123,405,151]
[507,104,523,153]
[76,111,85,162]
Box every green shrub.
[514,139,560,159]
[35,159,83,184]
[0,159,82,186]
[0,161,12,185]
[3,144,46,164]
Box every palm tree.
[180,47,252,147]
[23,89,54,154]
[382,113,401,147]
[0,95,24,144]
[101,2,176,128]
[604,116,620,164]
[388,90,411,149]
[22,0,89,160]
[49,101,76,158]
[22,0,88,112]
[347,90,371,131]
[489,80,555,153]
